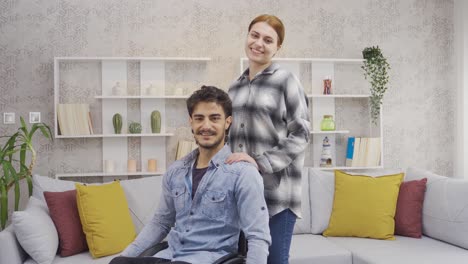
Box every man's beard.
[194,130,225,150]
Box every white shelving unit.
[240,57,383,170]
[54,57,210,180]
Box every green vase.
[320,115,335,131]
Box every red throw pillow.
[394,178,427,238]
[44,190,88,256]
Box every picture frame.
[29,112,41,123]
[3,112,15,124]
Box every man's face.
[190,102,232,151]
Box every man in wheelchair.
[110,86,271,264]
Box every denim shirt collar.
[181,144,232,168]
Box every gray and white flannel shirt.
[228,63,310,218]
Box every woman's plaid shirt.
[228,63,310,218]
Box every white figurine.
[320,136,333,167]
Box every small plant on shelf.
[0,117,52,229]
[128,122,142,134]
[151,110,161,133]
[361,46,390,124]
[112,113,122,134]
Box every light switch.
[29,112,41,123]
[3,112,15,124]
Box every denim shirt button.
[186,229,189,232]
[261,206,265,210]
[181,241,184,245]
[190,211,194,215]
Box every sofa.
[1,167,468,264]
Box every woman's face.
[245,22,280,66]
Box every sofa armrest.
[0,225,28,264]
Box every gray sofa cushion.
[308,169,335,234]
[290,234,352,264]
[406,167,468,249]
[293,168,312,234]
[327,236,468,264]
[120,176,162,233]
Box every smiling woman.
[227,14,310,264]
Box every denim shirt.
[121,145,271,264]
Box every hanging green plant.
[361,46,390,124]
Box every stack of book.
[57,104,93,136]
[175,140,198,160]
[345,137,381,167]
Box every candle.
[104,160,114,173]
[148,159,157,172]
[128,159,137,172]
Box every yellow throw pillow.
[323,170,403,240]
[75,181,136,258]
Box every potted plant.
[361,46,391,124]
[0,117,52,229]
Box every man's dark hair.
[186,85,232,117]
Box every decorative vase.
[146,84,158,96]
[128,122,142,134]
[320,115,335,131]
[112,82,124,96]
[112,113,122,134]
[323,77,332,95]
[151,110,161,133]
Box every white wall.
[0,0,456,177]
[454,0,468,179]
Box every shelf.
[317,166,383,171]
[241,57,364,63]
[95,95,189,99]
[55,57,211,62]
[56,171,165,179]
[56,133,174,138]
[54,56,211,182]
[311,130,350,134]
[307,94,370,98]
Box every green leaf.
[14,181,20,211]
[26,175,33,197]
[38,125,52,141]
[0,180,7,229]
[20,144,26,173]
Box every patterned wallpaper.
[0,0,454,183]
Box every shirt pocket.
[170,186,186,212]
[201,190,226,220]
[256,89,282,113]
